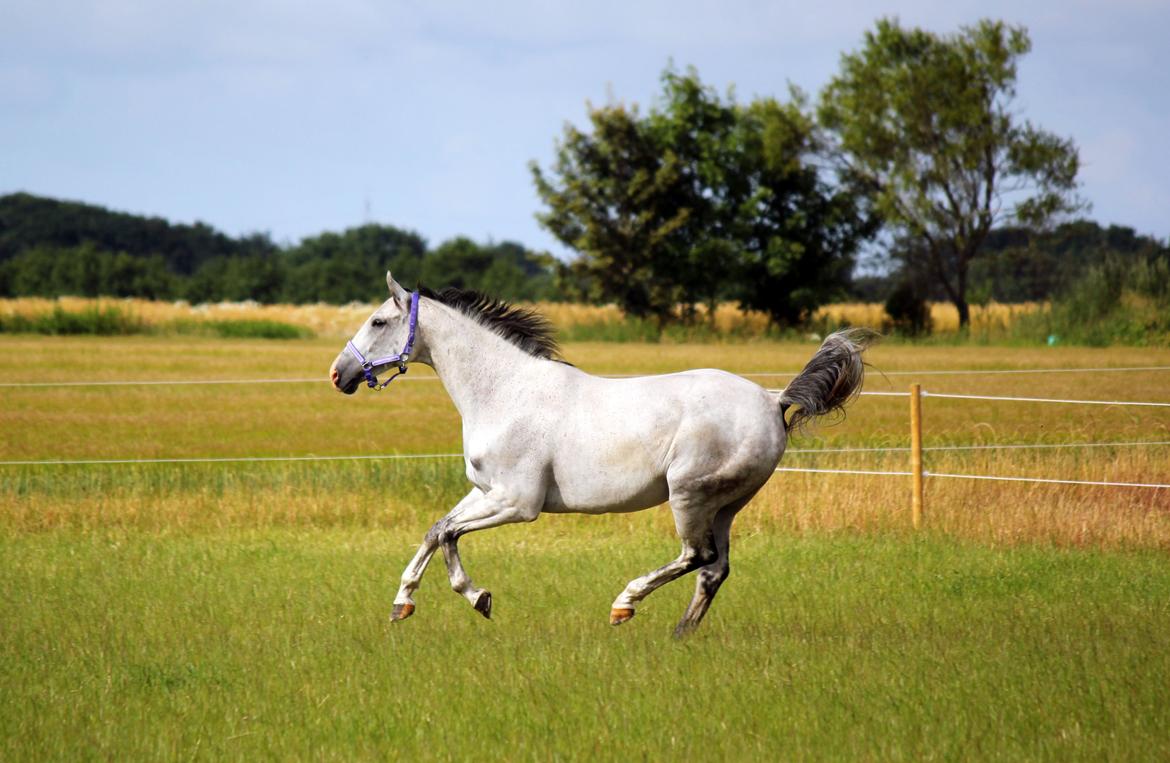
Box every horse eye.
[371,318,386,328]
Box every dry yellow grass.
[1,334,1168,548]
[815,301,1044,333]
[0,296,375,337]
[0,296,1044,339]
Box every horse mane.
[418,286,563,361]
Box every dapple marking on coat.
[329,273,873,637]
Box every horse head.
[330,272,419,394]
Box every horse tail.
[779,328,877,434]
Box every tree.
[819,19,1083,327]
[532,67,871,326]
[531,100,692,323]
[282,224,427,303]
[717,95,874,324]
[422,238,555,301]
[0,243,175,299]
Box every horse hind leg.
[609,533,718,626]
[672,496,750,638]
[609,487,721,625]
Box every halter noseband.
[343,290,420,390]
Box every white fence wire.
[3,364,1170,388]
[2,368,1167,493]
[775,466,1170,490]
[5,439,1169,468]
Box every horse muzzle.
[329,354,362,395]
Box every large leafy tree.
[532,68,870,325]
[531,99,692,322]
[819,19,1082,326]
[716,95,875,324]
[421,237,556,301]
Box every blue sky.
[2,1,1167,256]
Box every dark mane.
[418,286,562,361]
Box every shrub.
[883,281,932,336]
[0,305,144,335]
[1017,255,1170,346]
[202,319,313,340]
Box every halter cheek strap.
[344,291,420,390]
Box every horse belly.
[543,441,670,514]
[543,474,668,514]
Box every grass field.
[2,333,1170,759]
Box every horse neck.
[418,301,543,419]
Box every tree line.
[2,18,1167,327]
[0,193,557,304]
[5,187,1159,317]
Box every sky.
[2,1,1168,257]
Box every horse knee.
[691,544,719,568]
[700,560,729,590]
[424,519,447,546]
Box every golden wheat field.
[0,296,1043,338]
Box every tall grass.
[0,304,144,335]
[1017,256,1170,346]
[3,451,1167,548]
[0,301,312,339]
[5,288,1168,345]
[0,296,1046,343]
[170,318,314,339]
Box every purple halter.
[344,290,420,390]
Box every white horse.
[330,273,873,636]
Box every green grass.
[171,318,315,340]
[0,308,312,339]
[0,305,144,335]
[2,529,1168,761]
[2,335,1170,759]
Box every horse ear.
[386,271,410,304]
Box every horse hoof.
[473,590,492,619]
[390,602,415,622]
[610,607,635,626]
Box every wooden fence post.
[910,383,924,529]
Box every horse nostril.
[330,365,340,389]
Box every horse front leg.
[436,487,543,619]
[390,488,484,621]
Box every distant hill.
[865,220,1170,304]
[0,192,273,275]
[0,193,556,304]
